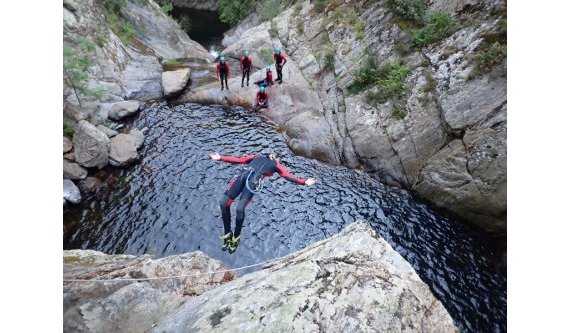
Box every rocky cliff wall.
[64,221,458,332]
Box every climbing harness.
[244,166,265,193]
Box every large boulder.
[162,68,191,98]
[107,101,141,121]
[73,120,110,169]
[151,221,458,332]
[96,125,118,138]
[108,129,145,166]
[63,159,88,180]
[63,136,73,154]
[63,179,81,204]
[63,250,233,332]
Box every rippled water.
[63,102,506,332]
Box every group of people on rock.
[215,47,288,112]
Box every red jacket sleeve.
[267,71,274,84]
[282,54,287,65]
[216,63,220,76]
[275,163,306,185]
[249,56,253,69]
[226,63,230,78]
[240,57,244,71]
[220,155,257,164]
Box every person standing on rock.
[254,66,274,88]
[254,86,269,112]
[216,56,230,91]
[240,50,253,87]
[210,152,317,253]
[273,47,287,84]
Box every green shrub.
[217,0,254,26]
[105,0,137,45]
[356,59,411,105]
[411,12,453,48]
[330,9,343,21]
[95,33,107,47]
[355,20,365,41]
[297,20,305,34]
[268,20,279,38]
[313,0,326,12]
[162,58,180,65]
[323,48,335,72]
[474,42,506,74]
[161,3,173,14]
[259,0,282,23]
[177,16,192,33]
[387,0,427,24]
[347,56,380,94]
[63,38,106,107]
[259,48,274,64]
[63,124,75,137]
[391,104,407,119]
[348,12,359,25]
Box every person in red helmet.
[210,152,317,253]
[273,47,287,84]
[240,50,253,87]
[216,56,230,90]
[254,85,269,112]
[254,66,274,87]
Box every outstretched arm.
[210,152,257,164]
[275,163,317,186]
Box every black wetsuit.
[218,154,306,237]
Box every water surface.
[63,102,506,333]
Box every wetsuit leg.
[220,173,247,233]
[276,64,283,83]
[220,76,224,90]
[234,189,254,238]
[241,70,246,86]
[246,68,250,85]
[224,74,229,89]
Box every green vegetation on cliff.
[104,0,137,45]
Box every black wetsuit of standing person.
[216,56,230,90]
[210,152,317,253]
[273,47,287,84]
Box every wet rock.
[73,120,110,169]
[96,125,118,138]
[63,179,81,204]
[108,131,145,166]
[162,68,191,98]
[63,136,73,154]
[151,221,458,332]
[63,250,232,332]
[63,0,77,12]
[169,0,218,11]
[63,159,88,180]
[108,101,141,121]
[64,151,76,161]
[78,177,102,194]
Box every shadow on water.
[63,103,506,333]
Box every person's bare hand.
[210,152,221,161]
[305,178,317,186]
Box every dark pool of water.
[63,102,506,333]
[170,7,230,56]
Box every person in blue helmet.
[254,85,269,112]
[273,47,287,84]
[254,66,274,87]
[216,56,230,90]
[240,50,253,87]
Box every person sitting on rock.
[210,151,317,253]
[254,66,274,88]
[254,86,269,112]
[216,56,230,91]
[240,50,253,87]
[273,47,287,84]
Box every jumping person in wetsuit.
[240,50,253,87]
[210,152,317,253]
[254,66,274,87]
[254,86,269,112]
[273,47,287,84]
[216,56,230,90]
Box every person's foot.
[221,87,224,91]
[278,80,282,84]
[247,82,249,86]
[228,234,240,253]
[226,85,229,90]
[220,232,233,251]
[241,83,244,87]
